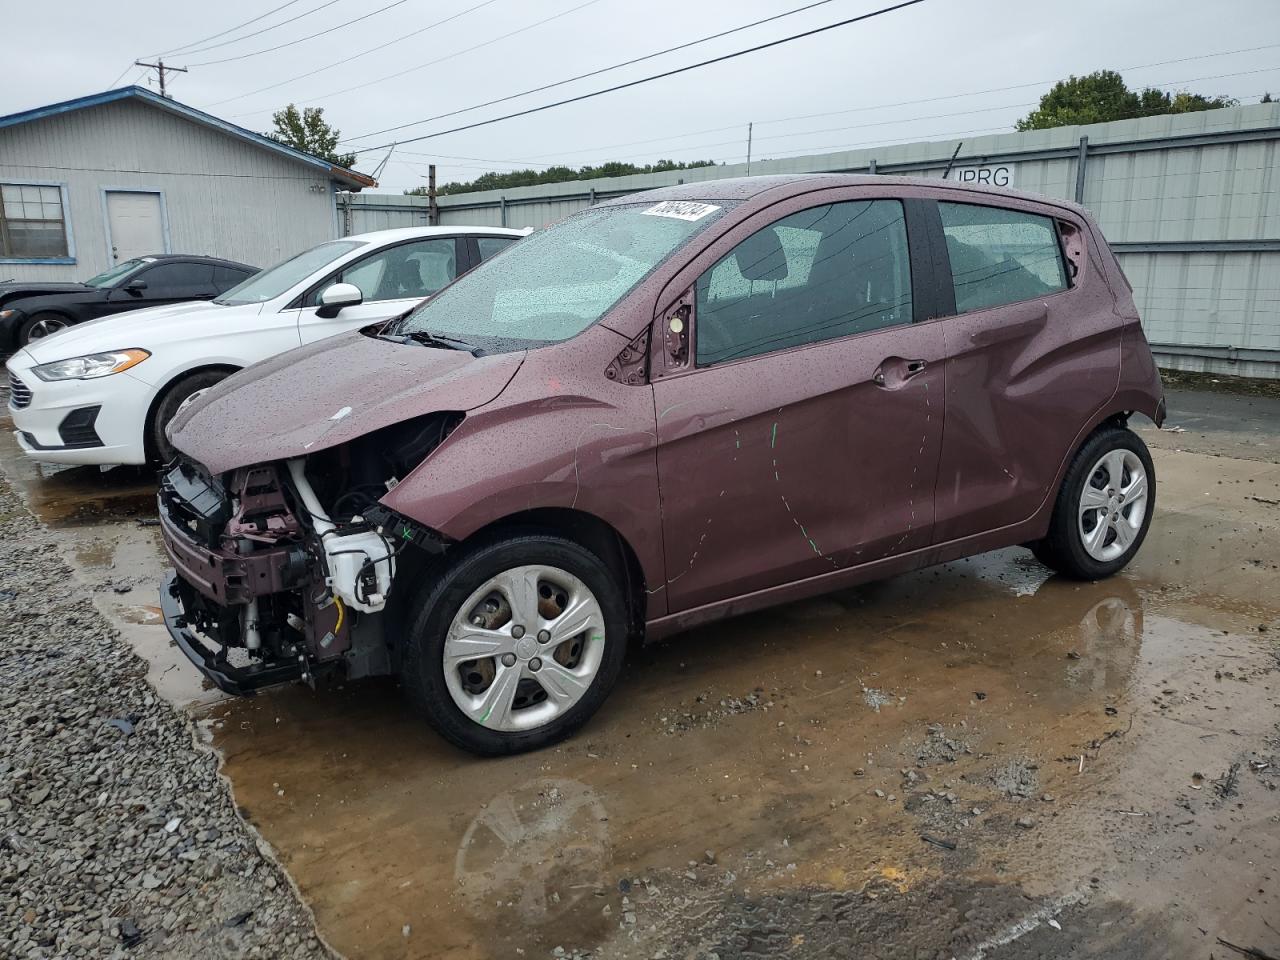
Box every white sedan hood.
[22,300,264,364]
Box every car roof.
[133,254,256,269]
[343,226,527,243]
[605,174,1087,217]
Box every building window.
[1,183,70,259]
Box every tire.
[17,312,71,345]
[147,370,231,465]
[401,534,629,756]
[1032,424,1155,580]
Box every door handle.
[873,357,928,389]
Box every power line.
[187,0,414,66]
[148,0,310,57]
[205,0,507,108]
[269,0,610,111]
[231,0,847,121]
[416,52,1280,170]
[385,81,1277,185]
[345,0,931,150]
[170,0,347,58]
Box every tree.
[406,158,718,196]
[1263,92,1274,103]
[1016,70,1237,131]
[267,104,357,169]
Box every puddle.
[204,566,1279,959]
[0,425,219,708]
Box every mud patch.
[658,688,771,734]
[598,873,1190,960]
[989,758,1040,799]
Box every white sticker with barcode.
[641,201,721,221]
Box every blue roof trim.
[0,86,375,189]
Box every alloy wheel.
[1077,449,1149,562]
[26,317,67,341]
[442,564,607,732]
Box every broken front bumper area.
[160,571,303,696]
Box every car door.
[650,192,946,612]
[295,237,463,345]
[109,261,215,312]
[923,197,1119,544]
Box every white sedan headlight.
[31,349,151,381]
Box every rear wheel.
[18,312,69,345]
[1032,425,1155,580]
[147,370,230,465]
[401,535,628,756]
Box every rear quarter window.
[939,202,1067,313]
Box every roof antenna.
[371,142,397,180]
[941,141,964,180]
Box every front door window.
[696,199,914,365]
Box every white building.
[0,86,374,281]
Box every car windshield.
[85,259,148,288]
[215,240,365,306]
[394,201,732,349]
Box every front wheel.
[401,535,629,756]
[1032,425,1155,580]
[147,370,231,465]
[18,312,70,345]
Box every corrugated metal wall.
[1,99,340,280]
[349,102,1280,376]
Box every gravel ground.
[0,474,332,958]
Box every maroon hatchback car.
[161,174,1164,755]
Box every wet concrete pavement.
[2,393,1278,960]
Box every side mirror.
[124,279,147,294]
[317,282,362,318]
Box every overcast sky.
[4,0,1278,192]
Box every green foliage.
[1016,70,1237,131]
[406,158,718,196]
[267,104,357,169]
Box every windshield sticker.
[641,201,721,222]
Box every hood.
[169,331,526,474]
[0,281,89,294]
[22,299,234,362]
[8,289,108,311]
[0,281,89,303]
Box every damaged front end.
[157,414,458,695]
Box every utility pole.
[133,59,187,98]
[428,164,439,226]
[745,122,753,175]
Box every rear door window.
[696,199,913,366]
[212,265,252,291]
[477,236,517,260]
[938,202,1067,313]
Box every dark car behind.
[0,254,257,349]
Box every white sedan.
[5,226,526,466]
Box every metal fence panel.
[345,103,1280,376]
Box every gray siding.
[352,103,1280,376]
[0,99,340,280]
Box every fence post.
[500,196,507,227]
[428,164,439,226]
[1074,136,1089,204]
